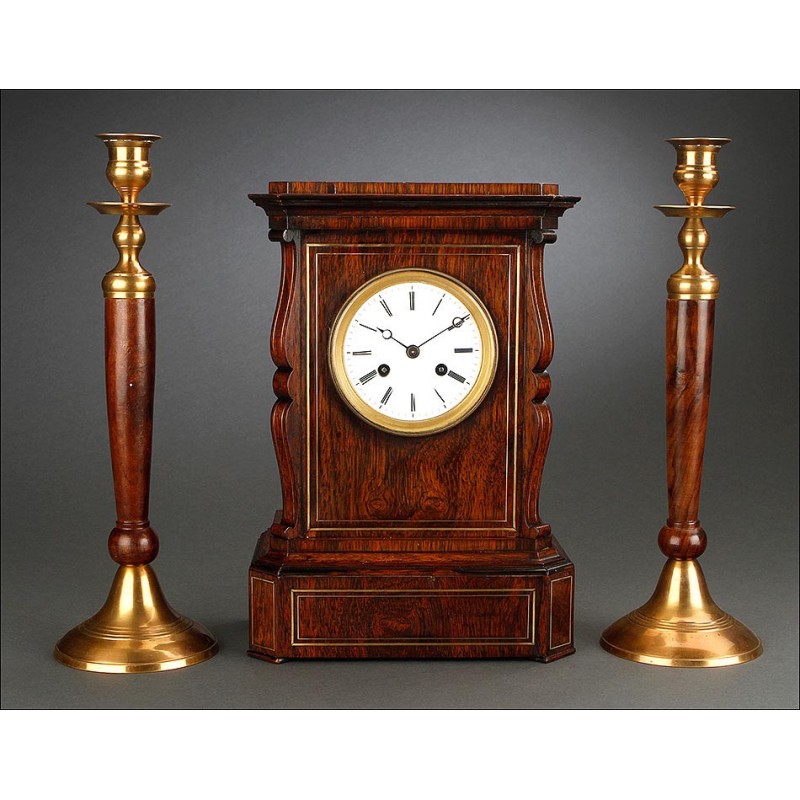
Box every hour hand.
[376,327,408,348]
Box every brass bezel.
[329,269,498,436]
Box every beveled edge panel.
[549,575,574,650]
[249,576,276,651]
[290,588,536,646]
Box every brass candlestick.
[54,134,218,672]
[600,137,762,667]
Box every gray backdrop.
[1,90,797,709]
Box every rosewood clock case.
[248,182,580,662]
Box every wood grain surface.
[658,299,715,560]
[105,298,159,565]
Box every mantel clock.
[248,182,580,662]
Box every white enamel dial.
[329,270,498,436]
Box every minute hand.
[417,315,470,348]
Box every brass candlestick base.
[55,566,218,673]
[601,559,762,667]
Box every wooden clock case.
[248,182,580,662]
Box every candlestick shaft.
[105,297,159,564]
[658,299,714,559]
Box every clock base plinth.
[248,540,575,662]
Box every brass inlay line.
[306,247,311,533]
[290,587,535,647]
[305,244,520,532]
[511,245,521,535]
[306,527,518,533]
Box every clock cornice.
[250,182,580,234]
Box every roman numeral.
[432,295,444,316]
[380,387,393,406]
[409,290,415,311]
[359,370,378,384]
[410,393,416,413]
[447,370,466,383]
[351,350,372,356]
[434,388,446,406]
[454,347,474,353]
[379,297,393,316]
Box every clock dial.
[329,270,498,435]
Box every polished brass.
[90,134,169,299]
[600,560,762,667]
[98,132,161,203]
[54,134,217,673]
[54,566,218,673]
[667,137,730,205]
[329,269,499,436]
[664,214,721,300]
[601,137,761,668]
[655,137,734,300]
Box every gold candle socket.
[88,133,168,300]
[54,134,218,673]
[657,137,733,301]
[600,137,762,667]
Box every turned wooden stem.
[658,298,714,559]
[105,296,159,565]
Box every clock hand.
[375,326,408,348]
[417,315,471,348]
